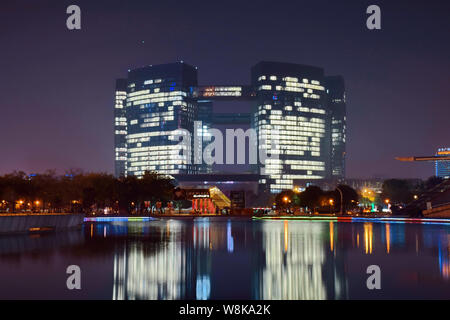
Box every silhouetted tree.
[275,190,297,209]
[381,179,413,204]
[0,170,175,215]
[299,186,324,212]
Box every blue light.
[84,217,157,222]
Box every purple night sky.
[0,0,449,179]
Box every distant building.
[123,62,199,177]
[344,178,384,194]
[114,61,347,194]
[436,148,450,179]
[251,61,330,193]
[325,76,346,181]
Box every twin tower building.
[114,61,346,193]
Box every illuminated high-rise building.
[114,61,347,192]
[114,79,128,177]
[251,62,330,193]
[122,62,198,177]
[436,148,450,179]
[325,76,346,180]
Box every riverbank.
[82,213,450,225]
[253,215,450,224]
[0,213,84,234]
[83,214,246,222]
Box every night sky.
[0,0,449,179]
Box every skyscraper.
[325,76,346,181]
[436,148,450,179]
[251,62,330,193]
[114,61,347,193]
[123,62,198,177]
[114,79,127,177]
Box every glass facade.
[196,100,214,173]
[436,148,450,179]
[251,62,330,193]
[325,76,346,180]
[124,62,198,177]
[114,79,128,177]
[113,61,347,192]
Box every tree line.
[0,170,175,214]
[274,184,359,214]
[380,177,444,205]
[273,176,445,214]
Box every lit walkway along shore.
[252,215,450,225]
[84,216,156,222]
[81,215,450,226]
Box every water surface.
[0,218,449,299]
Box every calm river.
[0,217,449,299]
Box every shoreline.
[0,213,84,234]
[81,214,450,225]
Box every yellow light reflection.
[443,235,450,279]
[385,223,390,254]
[284,220,288,253]
[364,223,373,254]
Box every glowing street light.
[385,199,390,204]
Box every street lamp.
[336,187,344,215]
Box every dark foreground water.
[0,218,449,300]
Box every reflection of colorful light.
[84,217,156,222]
[253,216,450,226]
[193,219,210,249]
[227,221,234,253]
[438,235,450,279]
[259,221,334,299]
[385,224,391,254]
[364,223,373,254]
[196,275,211,300]
[112,221,186,300]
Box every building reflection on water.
[254,220,347,300]
[0,219,447,299]
[100,219,450,300]
[112,220,188,300]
